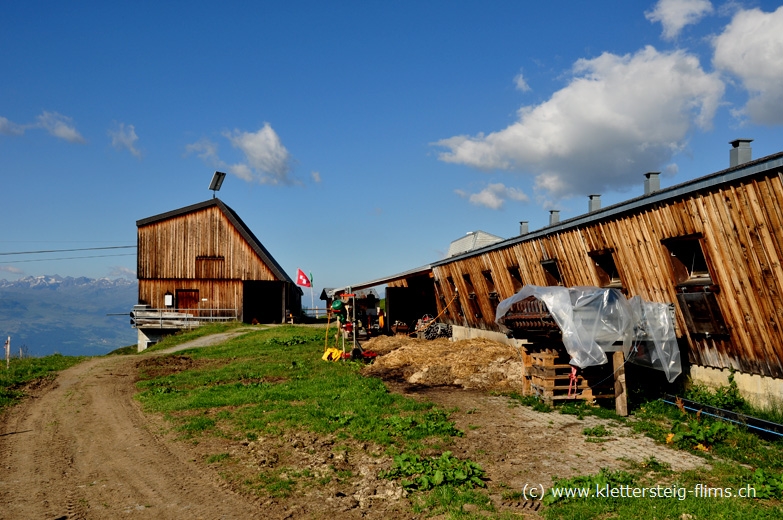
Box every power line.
[0,245,136,256]
[2,253,136,264]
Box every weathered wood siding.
[432,170,783,378]
[138,205,276,281]
[137,204,281,313]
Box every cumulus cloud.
[108,122,141,158]
[0,116,25,136]
[224,123,292,184]
[646,0,713,40]
[713,6,783,125]
[435,46,723,199]
[456,183,529,210]
[37,111,86,143]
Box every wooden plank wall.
[137,205,277,281]
[138,279,243,315]
[431,170,783,378]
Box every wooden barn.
[342,140,783,406]
[134,198,300,348]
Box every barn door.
[176,289,200,313]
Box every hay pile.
[362,335,526,391]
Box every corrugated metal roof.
[433,150,783,266]
[136,198,294,284]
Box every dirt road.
[0,330,262,520]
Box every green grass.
[0,354,85,410]
[134,325,486,515]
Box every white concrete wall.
[690,365,783,409]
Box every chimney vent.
[730,139,753,167]
[549,210,560,226]
[644,172,660,195]
[588,194,601,212]
[519,221,529,235]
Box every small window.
[662,236,712,286]
[541,260,562,286]
[507,266,523,292]
[482,270,499,313]
[664,236,727,337]
[462,274,475,293]
[589,249,622,288]
[461,274,482,318]
[481,270,496,292]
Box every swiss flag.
[296,268,311,287]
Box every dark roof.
[432,150,783,267]
[136,198,293,283]
[329,263,433,296]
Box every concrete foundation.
[136,328,177,352]
[689,365,783,409]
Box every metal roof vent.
[730,139,753,167]
[588,194,601,213]
[644,172,660,195]
[519,221,529,235]
[549,210,560,226]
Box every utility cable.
[0,245,135,256]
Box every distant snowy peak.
[0,275,137,289]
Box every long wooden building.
[136,198,300,336]
[343,141,783,405]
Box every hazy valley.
[0,275,138,357]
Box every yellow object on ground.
[322,347,342,362]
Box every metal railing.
[131,307,238,329]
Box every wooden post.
[613,351,628,416]
[4,336,9,370]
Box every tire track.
[0,332,263,519]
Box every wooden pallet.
[531,383,615,402]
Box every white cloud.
[0,265,24,275]
[108,122,141,158]
[224,123,292,184]
[456,183,529,210]
[36,111,86,143]
[646,0,713,40]
[713,6,783,125]
[185,138,221,163]
[435,46,723,199]
[311,171,321,183]
[514,71,531,92]
[0,116,25,136]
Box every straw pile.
[362,336,526,391]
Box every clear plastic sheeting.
[627,296,682,383]
[495,285,682,382]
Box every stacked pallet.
[528,349,615,403]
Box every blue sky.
[2,0,783,301]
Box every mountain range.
[0,275,138,357]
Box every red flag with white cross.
[296,268,311,287]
